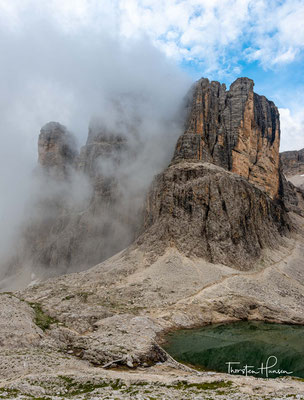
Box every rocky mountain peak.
[141,77,291,270]
[173,77,280,199]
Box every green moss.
[109,379,124,390]
[28,302,58,331]
[133,381,149,386]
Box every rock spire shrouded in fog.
[38,122,77,178]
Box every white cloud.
[279,108,304,151]
[118,0,252,71]
[118,0,304,71]
[245,1,304,68]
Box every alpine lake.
[163,321,304,379]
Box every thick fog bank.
[0,13,191,289]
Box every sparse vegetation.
[28,302,59,331]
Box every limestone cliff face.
[173,78,280,199]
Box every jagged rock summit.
[0,122,139,289]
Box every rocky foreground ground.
[0,209,304,399]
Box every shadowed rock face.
[33,124,138,274]
[173,78,280,199]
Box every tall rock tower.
[173,78,280,199]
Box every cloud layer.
[1,0,304,73]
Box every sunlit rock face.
[2,78,300,284]
[173,78,280,199]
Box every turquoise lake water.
[163,321,304,378]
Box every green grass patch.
[28,302,58,331]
